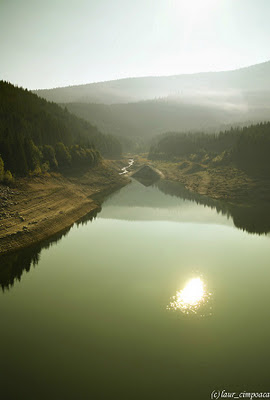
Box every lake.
[1,179,270,400]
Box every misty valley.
[1,56,270,399]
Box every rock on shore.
[132,165,164,186]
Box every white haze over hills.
[34,61,270,104]
[33,61,270,140]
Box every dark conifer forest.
[0,81,122,178]
[149,122,270,176]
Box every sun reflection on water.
[167,277,212,315]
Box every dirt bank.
[132,155,270,204]
[0,160,129,255]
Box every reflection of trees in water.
[1,181,269,292]
[155,180,231,217]
[231,205,270,235]
[0,209,100,292]
[156,180,270,236]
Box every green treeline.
[149,122,270,175]
[149,130,239,158]
[0,81,122,176]
[0,155,13,184]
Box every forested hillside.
[62,93,270,149]
[63,100,232,140]
[33,61,270,147]
[34,61,270,104]
[149,122,270,176]
[0,81,122,177]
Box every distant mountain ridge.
[33,61,270,145]
[33,61,270,104]
[63,93,270,141]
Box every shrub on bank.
[3,170,13,185]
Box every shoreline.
[0,161,129,256]
[131,155,270,205]
[2,153,269,257]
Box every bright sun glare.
[180,277,204,305]
[171,0,218,20]
[168,277,211,315]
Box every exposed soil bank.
[155,161,270,204]
[132,155,270,205]
[0,160,129,255]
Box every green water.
[1,180,270,400]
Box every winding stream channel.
[119,158,134,175]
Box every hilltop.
[31,62,270,145]
[33,61,270,104]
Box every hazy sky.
[1,0,270,89]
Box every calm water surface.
[1,180,270,399]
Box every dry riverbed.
[0,160,129,255]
